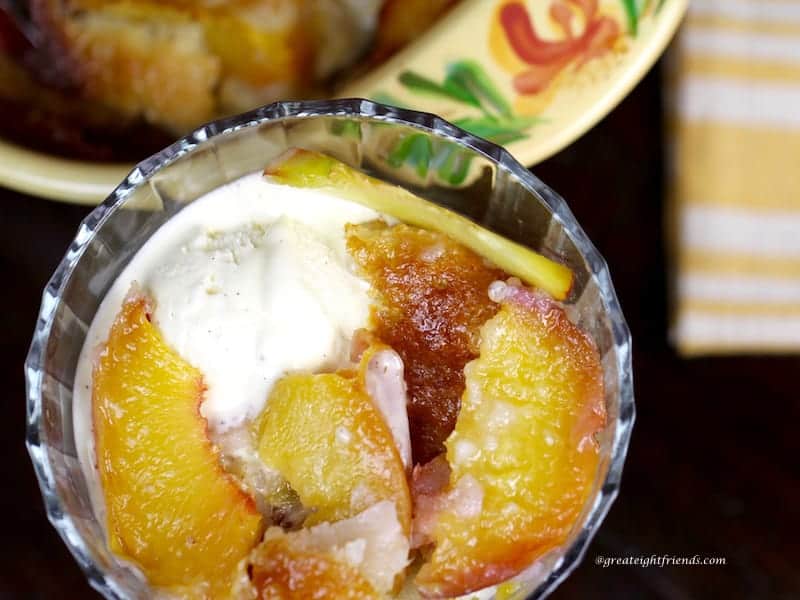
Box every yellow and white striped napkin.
[668,0,800,355]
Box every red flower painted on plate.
[498,0,621,95]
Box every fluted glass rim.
[25,98,634,600]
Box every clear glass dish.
[25,99,634,600]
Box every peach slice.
[415,282,606,598]
[264,148,573,301]
[253,351,412,534]
[92,293,263,596]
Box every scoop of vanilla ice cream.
[146,217,371,430]
[74,174,381,445]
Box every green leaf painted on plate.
[453,115,542,146]
[387,135,415,168]
[385,59,543,183]
[408,134,433,178]
[621,0,638,35]
[445,60,512,117]
[441,78,484,112]
[388,133,433,178]
[329,119,362,139]
[398,71,481,107]
[435,143,475,185]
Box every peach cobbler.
[74,149,605,598]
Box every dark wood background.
[2,65,798,599]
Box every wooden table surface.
[2,66,798,599]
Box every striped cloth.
[668,0,800,355]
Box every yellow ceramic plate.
[345,0,688,166]
[0,0,686,204]
[0,139,130,205]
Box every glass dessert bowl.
[25,99,634,599]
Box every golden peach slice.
[253,351,412,534]
[415,283,605,598]
[92,293,263,596]
[264,148,573,301]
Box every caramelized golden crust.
[0,52,173,160]
[14,2,465,148]
[249,537,380,599]
[346,221,505,465]
[29,0,315,133]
